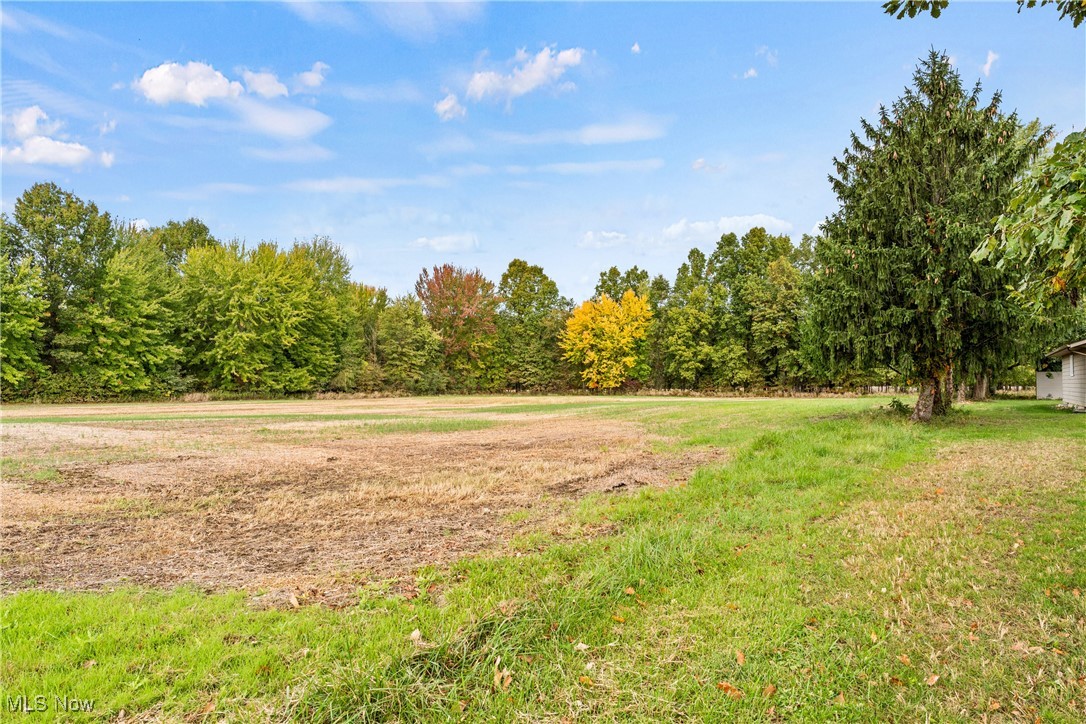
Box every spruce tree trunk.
[973,373,989,401]
[912,377,937,422]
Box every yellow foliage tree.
[559,290,652,390]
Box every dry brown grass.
[1,399,720,601]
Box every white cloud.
[536,158,664,175]
[579,230,628,249]
[233,96,332,140]
[743,67,758,80]
[411,233,479,253]
[294,61,330,91]
[631,42,641,55]
[98,118,117,135]
[662,214,793,245]
[2,106,111,168]
[756,45,779,67]
[466,46,584,103]
[133,61,243,106]
[492,117,666,146]
[6,105,62,139]
[130,218,150,231]
[692,158,726,173]
[2,135,93,166]
[434,92,467,121]
[981,50,999,78]
[242,69,288,98]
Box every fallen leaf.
[988,700,1001,711]
[624,587,636,596]
[200,701,215,715]
[935,488,945,495]
[1074,589,1081,598]
[82,659,96,669]
[889,677,905,687]
[833,692,846,704]
[579,675,594,686]
[410,629,423,644]
[612,614,625,623]
[573,642,589,652]
[898,654,911,666]
[736,650,746,666]
[870,631,878,643]
[288,593,300,608]
[925,674,940,687]
[762,683,777,697]
[716,681,744,700]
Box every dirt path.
[1,400,722,603]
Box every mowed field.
[1,396,1084,721]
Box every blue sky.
[2,2,1083,300]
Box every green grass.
[2,398,1083,721]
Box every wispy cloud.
[661,214,793,244]
[243,142,334,163]
[233,96,332,140]
[756,45,779,67]
[284,175,445,194]
[367,2,484,42]
[691,158,726,173]
[341,80,424,103]
[411,232,479,253]
[579,230,628,249]
[491,117,667,146]
[536,158,664,175]
[160,182,260,200]
[631,42,641,55]
[742,67,758,80]
[981,50,999,77]
[466,46,585,104]
[282,1,358,31]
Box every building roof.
[1048,339,1086,357]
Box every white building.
[1046,339,1086,408]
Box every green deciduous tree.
[595,265,650,301]
[974,131,1086,308]
[179,242,340,392]
[148,218,218,269]
[0,253,48,393]
[1,182,117,368]
[56,236,182,394]
[884,0,1085,26]
[497,259,570,391]
[813,51,1047,420]
[377,296,446,393]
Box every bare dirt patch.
[1,400,721,601]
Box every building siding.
[1061,352,1086,407]
[1037,370,1062,400]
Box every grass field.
[1,396,1084,721]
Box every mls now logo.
[6,695,47,712]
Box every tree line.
[2,52,1083,417]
